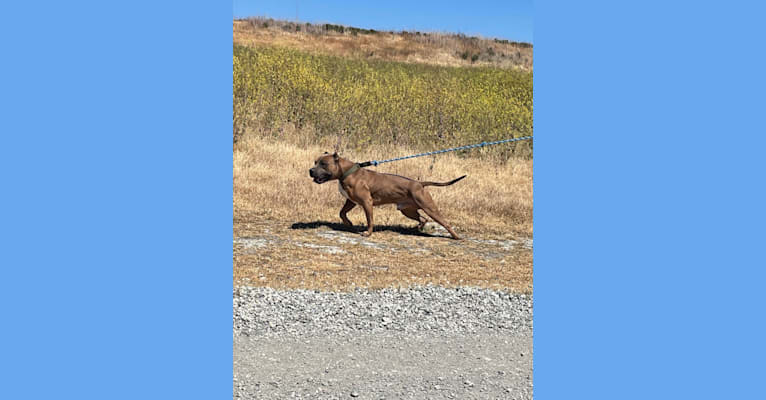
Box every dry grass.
[234,19,533,71]
[233,132,533,293]
[234,132,532,238]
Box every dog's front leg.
[360,198,374,237]
[339,199,356,227]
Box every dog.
[309,152,465,239]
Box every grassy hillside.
[234,18,533,70]
[234,44,533,158]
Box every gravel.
[234,286,532,338]
[234,286,533,399]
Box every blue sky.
[233,1,533,43]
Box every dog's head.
[309,152,341,184]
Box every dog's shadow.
[290,221,439,238]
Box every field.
[233,20,533,293]
[234,45,533,158]
[234,18,533,70]
[234,136,532,292]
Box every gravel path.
[234,286,533,399]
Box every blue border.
[3,0,765,398]
[1,1,232,398]
[536,0,765,398]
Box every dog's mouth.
[312,176,330,184]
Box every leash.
[358,136,533,167]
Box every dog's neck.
[337,158,360,181]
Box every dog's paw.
[360,231,372,237]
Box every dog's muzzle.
[309,168,331,184]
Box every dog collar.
[340,163,361,181]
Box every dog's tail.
[420,175,467,187]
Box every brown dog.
[309,152,465,239]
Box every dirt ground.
[234,331,532,399]
[234,210,532,293]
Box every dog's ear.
[332,152,339,161]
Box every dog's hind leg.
[411,189,461,240]
[400,207,427,231]
[339,199,356,227]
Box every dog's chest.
[338,182,354,202]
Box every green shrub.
[233,45,533,158]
